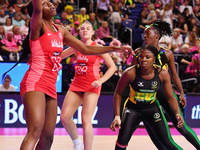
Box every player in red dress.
[60,21,116,150]
[20,24,63,99]
[18,1,133,150]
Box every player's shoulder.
[158,66,169,79]
[124,65,137,74]
[161,47,173,55]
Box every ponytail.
[150,20,172,39]
[155,49,168,67]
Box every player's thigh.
[81,92,99,121]
[61,91,83,118]
[22,91,46,129]
[41,97,57,136]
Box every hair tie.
[150,23,159,26]
[145,23,159,28]
[159,50,164,55]
[153,63,157,68]
[145,25,150,28]
[153,23,159,26]
[135,53,139,58]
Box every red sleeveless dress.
[20,24,63,99]
[69,41,102,95]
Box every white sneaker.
[73,142,84,150]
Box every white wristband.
[114,115,120,120]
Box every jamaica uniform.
[144,49,200,150]
[116,66,183,150]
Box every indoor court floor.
[1,127,200,150]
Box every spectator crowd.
[1,0,200,93]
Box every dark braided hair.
[140,45,168,70]
[2,1,33,80]
[150,20,172,39]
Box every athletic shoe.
[73,142,84,150]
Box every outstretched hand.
[115,45,135,58]
[110,115,121,131]
[176,114,184,128]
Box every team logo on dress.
[124,109,131,114]
[77,55,88,62]
[51,56,62,71]
[59,33,63,40]
[53,51,61,56]
[51,39,63,48]
[138,82,144,87]
[151,81,158,89]
[154,113,161,122]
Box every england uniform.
[69,41,102,95]
[20,24,63,99]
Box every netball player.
[2,1,133,150]
[110,45,184,150]
[131,20,200,149]
[60,20,116,150]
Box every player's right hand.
[176,114,184,128]
[110,115,121,131]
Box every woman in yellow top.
[78,7,89,25]
[65,5,74,23]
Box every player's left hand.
[115,45,135,58]
[91,80,102,88]
[179,94,186,108]
[176,114,184,128]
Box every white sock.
[73,138,82,145]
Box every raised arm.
[110,67,135,131]
[160,69,184,128]
[167,51,186,107]
[30,0,43,41]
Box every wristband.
[114,115,120,120]
[176,114,181,117]
[115,46,121,49]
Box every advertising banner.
[0,93,114,128]
[185,94,200,128]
